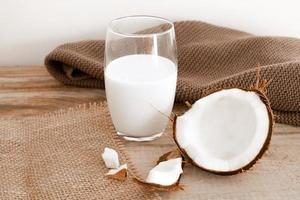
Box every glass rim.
[107,15,174,38]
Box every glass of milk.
[104,15,177,141]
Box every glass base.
[117,131,164,142]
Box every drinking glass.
[104,15,177,141]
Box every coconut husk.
[156,149,182,164]
[133,178,184,192]
[106,168,128,181]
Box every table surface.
[1,65,300,200]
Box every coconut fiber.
[0,102,160,200]
[45,21,300,126]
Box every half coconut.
[174,88,273,175]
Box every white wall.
[1,0,299,66]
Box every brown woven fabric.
[0,102,160,200]
[45,21,300,126]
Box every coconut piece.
[146,158,183,186]
[174,88,273,175]
[106,164,128,181]
[101,147,120,169]
[133,149,184,192]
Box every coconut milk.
[105,54,177,138]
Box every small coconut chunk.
[133,151,184,191]
[146,158,183,186]
[106,164,127,181]
[102,147,120,169]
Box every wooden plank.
[0,66,105,117]
[1,65,300,199]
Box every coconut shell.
[106,168,128,181]
[156,149,183,164]
[173,87,274,175]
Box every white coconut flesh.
[176,88,270,173]
[146,158,183,186]
[102,147,120,169]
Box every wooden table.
[1,65,300,200]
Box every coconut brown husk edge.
[133,177,184,192]
[156,149,183,164]
[106,168,128,181]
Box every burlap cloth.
[0,102,160,200]
[45,21,300,126]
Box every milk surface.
[105,54,177,137]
